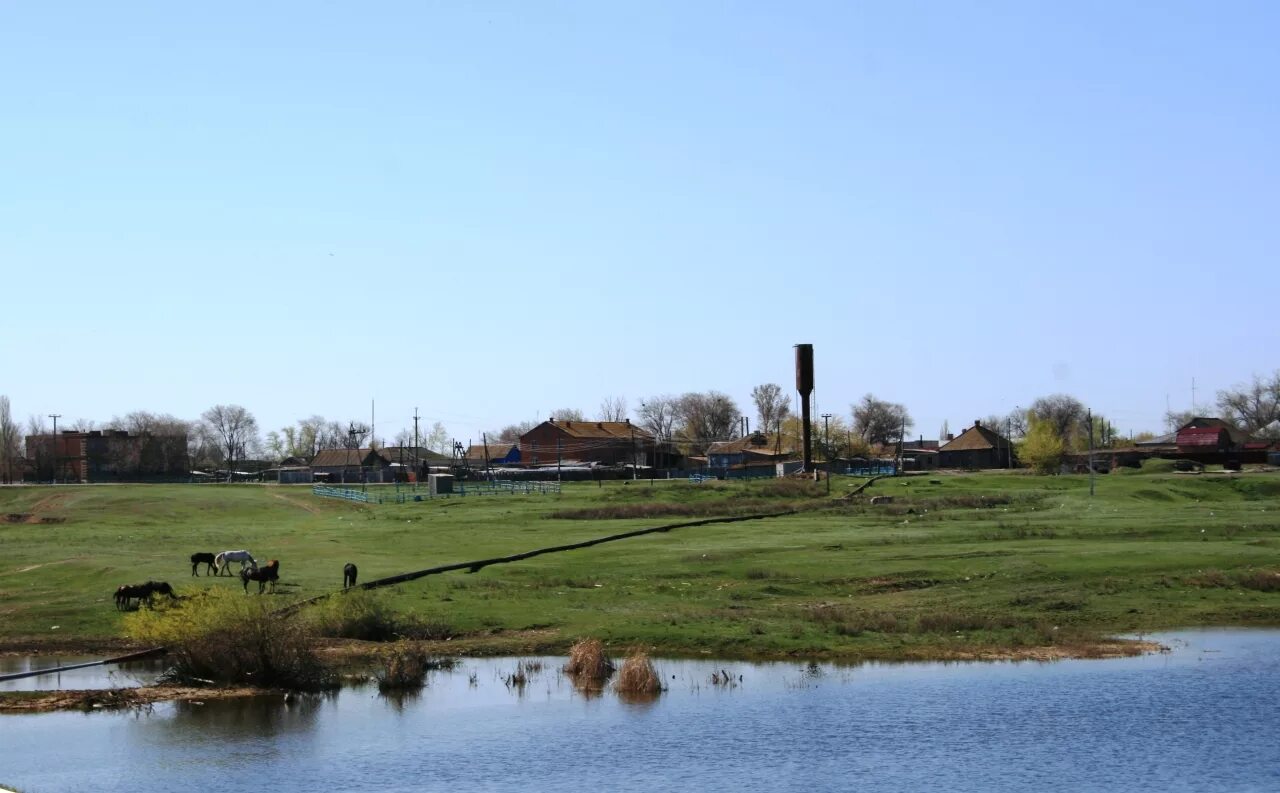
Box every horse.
[241,559,280,594]
[114,581,177,610]
[190,552,217,576]
[343,562,358,588]
[214,550,256,576]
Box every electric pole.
[48,414,60,484]
[413,407,420,484]
[1088,408,1095,497]
[821,413,832,494]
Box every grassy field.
[1,469,1278,660]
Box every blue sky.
[3,1,1277,446]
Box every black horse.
[343,562,358,588]
[241,560,280,594]
[115,581,177,610]
[190,552,217,576]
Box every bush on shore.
[123,589,333,691]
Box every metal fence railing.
[312,480,562,504]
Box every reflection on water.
[0,656,165,692]
[3,630,1280,793]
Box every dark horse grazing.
[190,552,217,576]
[343,562,358,588]
[241,559,280,594]
[114,581,177,610]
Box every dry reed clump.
[123,588,333,692]
[564,638,615,684]
[614,652,663,697]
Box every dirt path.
[269,491,322,515]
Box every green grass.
[1,471,1278,659]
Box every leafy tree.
[851,394,913,447]
[1029,394,1086,448]
[1018,414,1064,475]
[750,383,790,437]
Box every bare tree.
[25,415,52,481]
[0,396,21,483]
[1217,371,1280,437]
[851,394,913,447]
[549,407,585,423]
[425,421,450,453]
[201,405,259,480]
[598,396,628,422]
[751,383,790,436]
[488,422,529,445]
[637,395,678,442]
[1163,406,1210,433]
[70,418,96,431]
[674,391,741,454]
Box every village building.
[519,418,654,467]
[707,433,797,472]
[464,443,521,468]
[23,429,189,483]
[937,421,1017,469]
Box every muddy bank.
[0,684,273,713]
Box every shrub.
[376,644,431,693]
[123,589,333,691]
[310,590,404,641]
[1238,570,1280,592]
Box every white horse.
[214,550,256,577]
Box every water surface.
[2,630,1277,792]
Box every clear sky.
[3,1,1277,447]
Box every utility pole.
[821,413,832,494]
[48,414,61,484]
[630,425,637,481]
[482,432,493,481]
[413,408,420,485]
[1088,408,1095,497]
[556,437,562,484]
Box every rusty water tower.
[795,343,814,474]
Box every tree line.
[2,368,1274,479]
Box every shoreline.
[1,634,1170,713]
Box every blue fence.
[846,465,897,477]
[313,480,562,505]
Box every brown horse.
[241,559,280,594]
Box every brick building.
[24,429,189,482]
[519,418,654,467]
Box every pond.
[2,630,1278,792]
[0,656,165,692]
